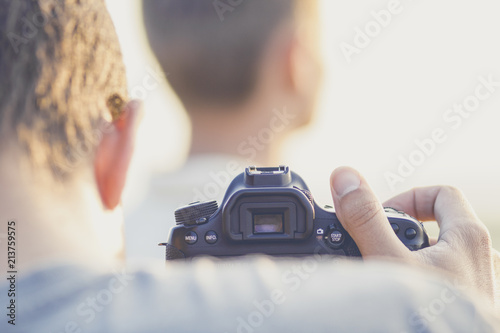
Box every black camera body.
[162,166,429,260]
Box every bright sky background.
[106,0,500,246]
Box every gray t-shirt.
[1,257,498,332]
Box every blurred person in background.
[126,0,323,262]
[1,1,500,332]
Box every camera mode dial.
[175,201,218,226]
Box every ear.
[275,29,321,128]
[94,100,142,210]
[287,32,321,101]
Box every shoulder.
[2,258,498,333]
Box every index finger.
[383,186,483,240]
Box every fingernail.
[332,168,361,198]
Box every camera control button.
[326,229,344,248]
[196,217,208,225]
[184,231,198,245]
[405,228,417,240]
[205,231,218,244]
[391,223,400,234]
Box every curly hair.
[0,0,128,179]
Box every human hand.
[329,166,497,307]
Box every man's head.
[143,0,322,129]
[0,0,141,208]
[0,0,142,263]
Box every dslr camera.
[161,166,429,260]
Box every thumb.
[330,167,409,258]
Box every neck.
[0,152,124,273]
[187,101,290,166]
